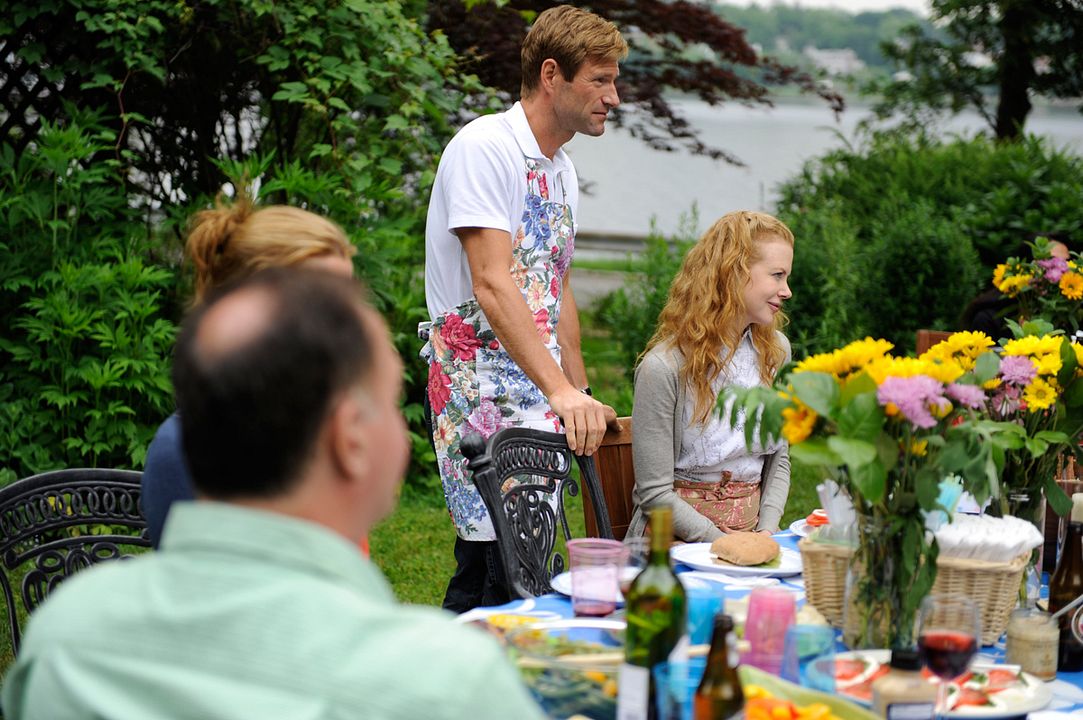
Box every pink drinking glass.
[742,586,797,674]
[566,538,628,617]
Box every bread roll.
[709,532,780,566]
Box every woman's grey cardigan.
[626,338,791,542]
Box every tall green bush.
[594,214,698,382]
[0,114,176,484]
[777,131,1083,356]
[1,0,483,490]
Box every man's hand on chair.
[549,386,619,456]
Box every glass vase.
[992,484,1046,606]
[841,510,924,649]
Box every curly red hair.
[644,211,794,424]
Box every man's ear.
[328,394,368,481]
[539,58,561,92]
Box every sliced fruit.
[984,668,1022,692]
[835,658,870,681]
[840,665,890,702]
[953,688,993,708]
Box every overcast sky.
[720,0,930,15]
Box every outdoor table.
[466,530,1083,716]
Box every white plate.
[679,570,781,588]
[670,543,803,577]
[453,599,562,625]
[834,649,1052,718]
[789,519,811,538]
[549,566,641,604]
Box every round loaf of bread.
[709,532,780,566]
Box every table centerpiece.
[723,334,1023,649]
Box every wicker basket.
[798,538,852,628]
[799,538,1029,646]
[932,552,1029,646]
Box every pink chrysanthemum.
[999,355,1037,386]
[945,383,986,409]
[1037,257,1069,283]
[877,375,949,429]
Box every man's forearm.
[460,226,615,454]
[474,276,571,399]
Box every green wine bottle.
[617,506,687,720]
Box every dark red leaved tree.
[428,0,845,165]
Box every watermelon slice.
[835,658,870,682]
[839,665,890,702]
[953,687,994,708]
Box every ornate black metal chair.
[0,468,150,654]
[461,428,614,599]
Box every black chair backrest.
[0,468,150,654]
[461,428,614,599]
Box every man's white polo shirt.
[424,101,579,321]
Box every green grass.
[572,257,641,273]
[369,492,458,605]
[370,484,590,606]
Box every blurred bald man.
[3,269,543,720]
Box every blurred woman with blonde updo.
[142,196,355,547]
[626,211,794,542]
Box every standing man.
[423,5,626,611]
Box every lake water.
[564,98,1083,239]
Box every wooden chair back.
[916,329,952,355]
[583,417,635,541]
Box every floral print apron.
[423,157,573,541]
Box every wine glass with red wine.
[917,593,981,717]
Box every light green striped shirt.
[2,502,545,720]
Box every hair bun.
[186,194,254,290]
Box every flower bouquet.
[924,327,1083,520]
[723,334,1022,649]
[992,237,1083,336]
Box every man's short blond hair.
[520,5,627,98]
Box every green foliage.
[251,0,467,216]
[867,0,1083,139]
[715,3,930,74]
[6,0,470,219]
[2,0,480,490]
[0,114,177,483]
[594,214,698,382]
[777,130,1083,356]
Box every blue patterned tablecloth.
[471,531,1083,717]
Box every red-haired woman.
[627,211,794,541]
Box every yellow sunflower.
[992,264,1009,290]
[794,351,845,376]
[1003,335,1042,358]
[999,273,1033,297]
[1034,352,1063,377]
[1060,272,1083,300]
[835,338,895,371]
[1023,377,1058,411]
[781,403,818,444]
